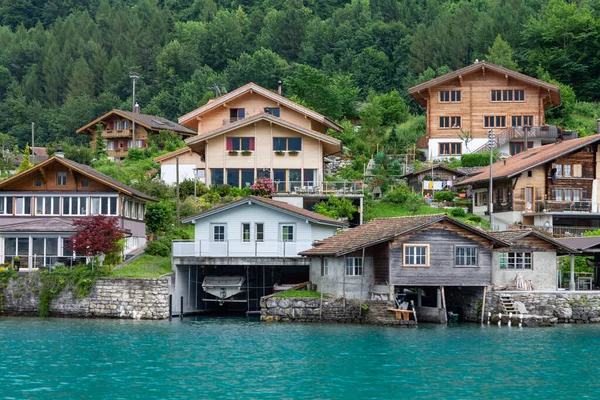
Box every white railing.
[171,240,313,258]
[276,180,364,195]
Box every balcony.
[103,129,133,138]
[172,240,313,258]
[274,180,364,195]
[222,117,246,126]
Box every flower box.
[288,150,299,156]
[228,150,239,156]
[241,150,252,156]
[275,150,285,156]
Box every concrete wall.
[310,256,373,299]
[492,251,557,291]
[1,274,170,319]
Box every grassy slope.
[110,255,171,278]
[369,201,490,229]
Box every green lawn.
[110,255,171,278]
[369,201,490,230]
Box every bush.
[450,207,466,217]
[434,191,454,202]
[461,151,497,167]
[384,185,410,204]
[403,192,424,214]
[313,196,356,219]
[145,237,172,257]
[468,215,482,223]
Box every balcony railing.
[473,126,565,153]
[222,117,245,126]
[275,180,364,195]
[514,199,596,213]
[172,240,313,258]
[519,225,598,237]
[103,129,133,138]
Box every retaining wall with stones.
[1,273,170,319]
[260,296,416,327]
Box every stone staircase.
[499,294,521,315]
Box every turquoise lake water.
[1,317,600,399]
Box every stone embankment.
[1,273,169,319]
[260,296,416,327]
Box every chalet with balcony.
[0,152,156,269]
[77,109,196,161]
[408,60,566,160]
[457,134,600,234]
[171,195,345,315]
[300,214,574,322]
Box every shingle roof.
[557,236,600,251]
[181,195,346,226]
[0,156,157,202]
[0,218,76,233]
[153,146,195,163]
[488,230,576,253]
[408,60,560,107]
[76,109,196,135]
[399,164,467,179]
[178,82,343,132]
[300,214,508,256]
[457,135,600,186]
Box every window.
[439,90,461,102]
[138,203,144,220]
[289,169,301,186]
[563,164,572,177]
[115,120,122,131]
[226,137,255,151]
[573,164,583,178]
[439,116,461,128]
[229,108,245,122]
[511,116,522,127]
[92,197,100,215]
[35,197,60,215]
[81,180,89,187]
[564,189,572,202]
[33,180,42,187]
[274,169,286,191]
[225,168,254,189]
[211,169,224,185]
[484,116,506,128]
[15,197,31,215]
[304,169,316,186]
[102,197,109,215]
[527,170,532,177]
[455,246,478,266]
[257,169,271,180]
[321,258,329,276]
[110,197,118,215]
[552,188,563,201]
[491,90,502,102]
[213,224,226,242]
[255,223,264,242]
[573,189,582,201]
[510,142,533,155]
[242,223,251,242]
[131,201,138,219]
[499,252,532,269]
[492,89,525,102]
[265,107,280,117]
[523,116,533,126]
[136,140,143,149]
[0,197,12,215]
[403,244,429,267]
[273,137,302,151]
[127,140,133,149]
[474,191,488,206]
[241,169,254,188]
[555,164,563,177]
[345,257,363,276]
[514,90,525,101]
[227,169,240,188]
[107,141,115,151]
[123,120,129,130]
[57,171,67,186]
[502,89,513,102]
[439,143,461,156]
[281,224,295,242]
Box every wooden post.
[480,286,487,324]
[411,300,418,326]
[440,286,448,324]
[570,254,576,291]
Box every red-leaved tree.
[65,215,126,257]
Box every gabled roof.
[399,164,467,179]
[76,109,196,136]
[0,218,76,233]
[185,112,341,151]
[488,230,576,253]
[556,236,600,251]
[181,196,346,227]
[300,214,509,257]
[408,61,561,107]
[0,156,157,202]
[457,135,600,186]
[153,146,199,163]
[178,82,343,132]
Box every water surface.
[1,317,598,399]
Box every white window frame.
[242,223,251,243]
[131,201,138,219]
[135,139,143,149]
[563,164,572,177]
[255,223,264,242]
[499,252,532,269]
[91,197,101,215]
[403,244,430,267]
[212,224,226,242]
[322,258,329,276]
[455,246,478,266]
[138,203,144,220]
[280,224,295,242]
[124,199,130,218]
[35,196,61,216]
[15,196,31,215]
[0,196,11,215]
[345,257,363,276]
[107,140,115,151]
[57,171,67,186]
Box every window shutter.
[249,138,255,151]
[238,108,245,118]
[226,137,233,151]
[109,121,114,130]
[573,164,582,177]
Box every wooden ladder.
[500,295,520,315]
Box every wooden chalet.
[399,164,467,193]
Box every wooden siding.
[3,163,113,192]
[425,70,551,141]
[389,228,493,286]
[372,242,389,284]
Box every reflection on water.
[1,317,600,399]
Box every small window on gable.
[527,171,532,177]
[33,180,42,187]
[57,171,67,186]
[81,180,89,187]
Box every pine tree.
[95,123,107,159]
[486,35,518,71]
[17,143,34,172]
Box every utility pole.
[488,129,494,230]
[176,156,180,228]
[31,122,35,164]
[129,72,140,148]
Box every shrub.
[450,207,466,218]
[179,180,208,199]
[434,191,454,202]
[461,151,497,167]
[313,196,356,219]
[468,215,482,223]
[384,185,410,204]
[250,178,276,197]
[145,237,172,257]
[403,192,424,214]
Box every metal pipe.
[488,129,494,230]
[180,296,184,319]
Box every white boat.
[202,276,246,305]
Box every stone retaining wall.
[1,273,170,319]
[260,296,416,327]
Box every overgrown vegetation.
[110,255,171,278]
[273,290,325,299]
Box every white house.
[153,147,205,186]
[171,195,345,315]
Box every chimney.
[277,80,282,96]
[134,102,140,114]
[56,144,64,158]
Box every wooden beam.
[482,67,486,80]
[505,74,509,86]
[458,75,463,86]
[39,167,47,183]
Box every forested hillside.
[1,0,600,151]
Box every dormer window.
[57,171,67,186]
